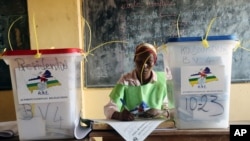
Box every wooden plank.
[92,120,175,130]
[89,128,230,141]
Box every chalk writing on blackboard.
[83,0,250,87]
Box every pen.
[120,98,129,110]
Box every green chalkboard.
[83,0,250,87]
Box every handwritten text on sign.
[17,102,75,138]
[180,46,231,66]
[178,94,228,120]
[178,65,228,120]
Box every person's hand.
[111,109,135,121]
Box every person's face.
[134,52,155,79]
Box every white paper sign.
[181,65,226,95]
[15,67,70,104]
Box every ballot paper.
[94,119,166,141]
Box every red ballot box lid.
[3,48,83,56]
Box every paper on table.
[0,121,17,134]
[74,118,93,139]
[95,119,166,141]
[0,121,17,139]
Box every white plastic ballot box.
[163,35,238,129]
[2,48,83,140]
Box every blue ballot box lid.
[167,35,238,42]
[3,48,83,56]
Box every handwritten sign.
[178,65,228,121]
[15,57,70,104]
[177,94,227,120]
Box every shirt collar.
[132,69,157,84]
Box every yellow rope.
[0,48,6,59]
[81,16,128,60]
[160,44,168,54]
[88,41,128,55]
[235,41,250,52]
[202,17,217,48]
[8,16,23,51]
[177,14,181,38]
[33,14,41,58]
[233,41,241,52]
[82,17,92,54]
[140,55,151,84]
[239,46,250,52]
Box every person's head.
[134,43,157,83]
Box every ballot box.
[2,48,83,140]
[163,35,238,129]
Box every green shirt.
[109,71,167,112]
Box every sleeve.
[103,84,126,119]
[104,100,119,119]
[109,84,126,110]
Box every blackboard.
[0,0,30,90]
[83,0,250,87]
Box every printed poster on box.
[15,67,69,104]
[181,65,226,95]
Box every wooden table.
[2,120,230,141]
[89,120,230,141]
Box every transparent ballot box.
[2,48,83,140]
[163,35,238,129]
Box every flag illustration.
[189,67,218,87]
[27,70,61,93]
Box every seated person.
[104,43,173,121]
